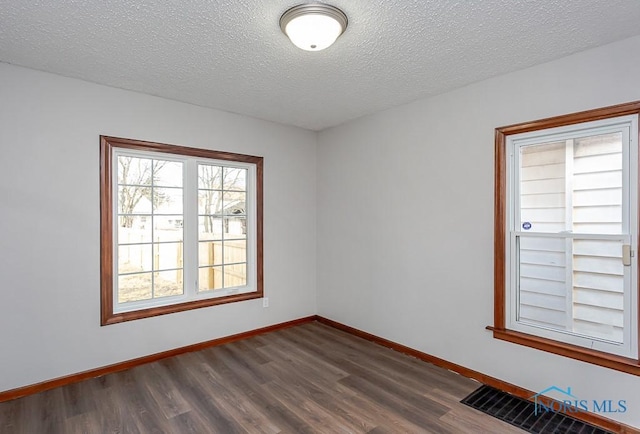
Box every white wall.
[317,35,640,428]
[3,33,640,427]
[0,63,317,392]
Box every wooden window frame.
[491,101,640,375]
[100,136,263,325]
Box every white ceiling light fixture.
[280,3,348,52]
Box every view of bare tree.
[199,165,245,233]
[118,157,168,228]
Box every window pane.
[118,244,152,274]
[199,266,223,291]
[198,190,222,215]
[154,160,183,187]
[153,216,183,242]
[153,242,183,271]
[199,216,223,240]
[518,235,568,330]
[154,270,183,298]
[118,156,152,185]
[517,236,624,344]
[519,134,623,235]
[199,241,223,266]
[574,132,622,157]
[118,216,151,243]
[572,133,622,235]
[223,192,246,215]
[154,187,183,214]
[224,263,247,288]
[118,273,152,303]
[198,164,222,190]
[224,167,247,191]
[223,216,246,239]
[519,141,566,233]
[118,186,152,214]
[573,238,624,344]
[224,240,247,263]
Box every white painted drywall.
[3,32,640,428]
[0,63,317,392]
[317,35,640,427]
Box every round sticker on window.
[522,222,532,230]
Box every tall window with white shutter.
[494,103,640,369]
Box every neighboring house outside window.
[100,136,263,325]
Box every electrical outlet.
[263,297,269,308]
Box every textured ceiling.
[2,1,640,131]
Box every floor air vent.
[461,385,612,434]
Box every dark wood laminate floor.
[0,322,524,433]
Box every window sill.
[102,292,262,325]
[486,326,640,376]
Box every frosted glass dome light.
[280,4,348,52]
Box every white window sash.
[505,115,638,359]
[111,149,257,314]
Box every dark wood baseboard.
[316,316,639,434]
[0,315,316,403]
[2,314,637,433]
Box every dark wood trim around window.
[492,101,640,375]
[100,136,264,325]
